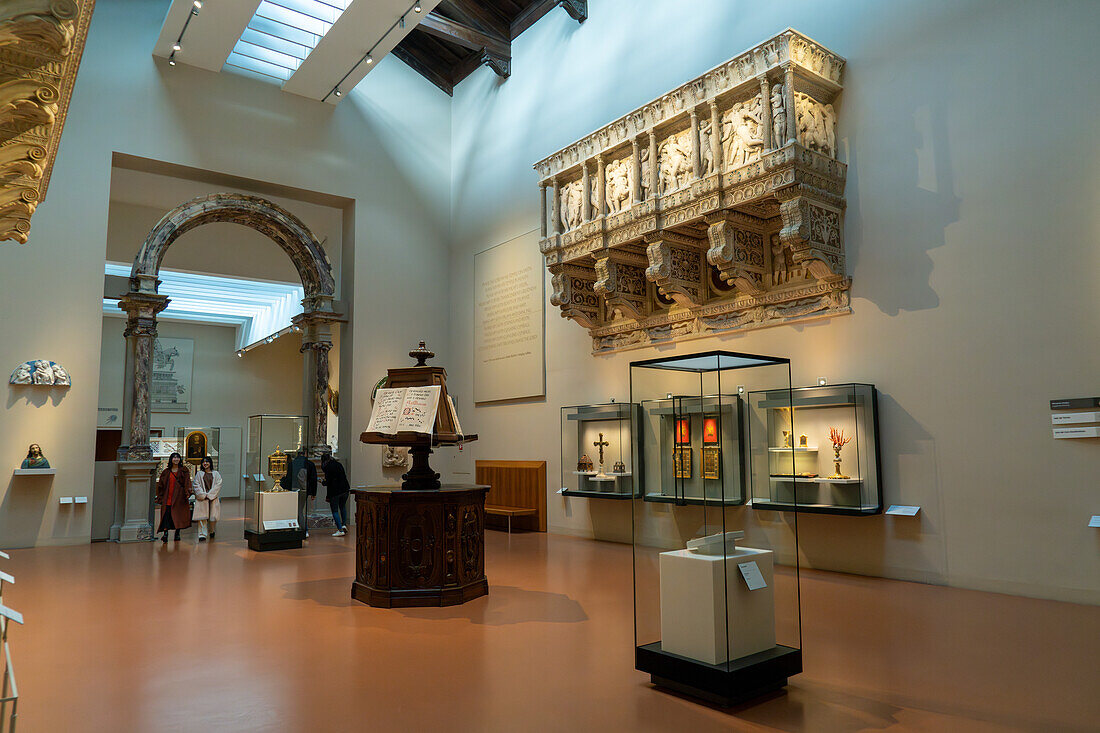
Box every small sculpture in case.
[613,460,626,474]
[577,454,594,472]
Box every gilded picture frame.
[702,446,721,480]
[673,446,692,479]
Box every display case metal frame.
[560,402,641,500]
[630,350,802,707]
[748,382,882,516]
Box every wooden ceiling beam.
[443,0,510,39]
[511,0,586,38]
[419,11,511,59]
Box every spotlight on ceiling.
[193,0,202,7]
[414,2,422,12]
[236,351,243,358]
[366,53,374,64]
[334,89,342,97]
[172,42,181,51]
[168,58,177,66]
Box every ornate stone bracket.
[594,251,648,321]
[0,0,94,243]
[777,186,846,283]
[549,262,600,328]
[705,213,766,295]
[644,232,706,308]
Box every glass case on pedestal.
[560,402,640,500]
[244,414,307,551]
[631,351,801,706]
[748,383,882,515]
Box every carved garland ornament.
[0,0,95,243]
[534,29,850,353]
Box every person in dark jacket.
[320,453,350,536]
[281,449,317,537]
[155,452,192,543]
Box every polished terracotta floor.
[5,503,1098,732]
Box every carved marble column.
[708,100,722,173]
[776,186,846,283]
[644,232,705,308]
[593,250,648,320]
[117,290,169,460]
[539,182,548,237]
[551,178,562,234]
[630,137,642,204]
[580,161,591,222]
[758,75,773,151]
[648,132,659,199]
[596,154,607,217]
[705,213,766,295]
[689,108,701,180]
[783,63,797,146]
[294,309,341,456]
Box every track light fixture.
[172,42,181,51]
[193,0,202,7]
[334,89,342,97]
[414,2,421,11]
[366,53,373,64]
[323,0,423,102]
[168,57,176,66]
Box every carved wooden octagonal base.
[351,485,489,608]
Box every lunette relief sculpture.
[535,29,848,353]
[9,359,70,386]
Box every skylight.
[225,0,354,82]
[104,263,305,349]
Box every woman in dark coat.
[320,453,350,537]
[155,452,193,543]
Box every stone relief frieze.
[535,29,849,353]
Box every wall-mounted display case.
[560,402,640,500]
[631,351,802,706]
[244,414,307,551]
[748,383,882,515]
[639,394,745,505]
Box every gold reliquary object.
[267,446,288,490]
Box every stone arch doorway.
[113,193,341,541]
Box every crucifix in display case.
[592,432,611,480]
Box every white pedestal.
[659,546,775,665]
[258,490,299,528]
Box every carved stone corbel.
[776,187,846,283]
[593,251,647,321]
[705,213,766,295]
[549,262,600,328]
[644,232,705,308]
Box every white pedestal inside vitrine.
[258,490,299,529]
[659,546,775,665]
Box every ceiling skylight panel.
[227,0,353,84]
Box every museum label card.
[0,550,9,560]
[262,519,299,531]
[0,604,23,625]
[886,505,921,516]
[0,571,13,584]
[59,496,73,505]
[1089,515,1100,528]
[1051,411,1100,425]
[738,561,767,590]
[1052,426,1100,439]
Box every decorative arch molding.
[116,193,341,482]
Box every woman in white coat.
[192,455,222,541]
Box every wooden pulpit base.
[351,485,489,608]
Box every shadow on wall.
[7,385,68,408]
[0,474,51,548]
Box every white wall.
[0,0,452,547]
[446,0,1100,604]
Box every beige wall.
[0,0,452,547]
[445,0,1100,604]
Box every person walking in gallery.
[192,455,222,542]
[281,448,317,538]
[320,453,349,537]
[155,452,193,544]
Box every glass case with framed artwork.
[747,383,882,515]
[560,402,640,500]
[243,414,308,551]
[630,351,802,706]
[638,389,745,505]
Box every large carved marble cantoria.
[0,0,96,243]
[534,29,849,353]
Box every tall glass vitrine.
[243,414,307,551]
[630,351,802,706]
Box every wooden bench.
[476,460,546,533]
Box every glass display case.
[631,351,801,706]
[748,383,882,515]
[560,402,640,500]
[243,414,307,551]
[639,394,745,505]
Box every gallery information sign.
[473,230,545,403]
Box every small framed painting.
[673,446,692,479]
[675,418,691,445]
[702,447,721,480]
[702,416,719,445]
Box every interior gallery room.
[0,0,1098,730]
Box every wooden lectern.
[354,342,488,607]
